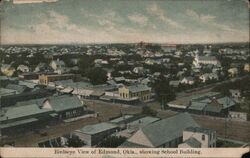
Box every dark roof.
[140,113,199,147]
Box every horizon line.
[1,41,249,46]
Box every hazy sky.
[1,0,249,44]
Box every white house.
[229,89,241,99]
[133,67,144,74]
[181,77,195,85]
[228,111,248,121]
[199,73,218,82]
[50,59,65,70]
[50,59,67,74]
[17,64,29,73]
[228,68,238,77]
[1,64,15,77]
[178,127,216,148]
[193,55,220,67]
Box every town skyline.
[1,0,249,44]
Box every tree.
[98,136,126,147]
[86,67,107,85]
[78,55,94,76]
[67,135,85,147]
[153,75,176,104]
[141,106,157,117]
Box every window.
[202,134,205,141]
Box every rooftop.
[77,122,118,135]
[184,126,215,135]
[127,84,151,93]
[0,104,52,122]
[110,115,134,124]
[131,113,199,147]
[128,116,160,128]
[182,137,201,148]
[0,88,18,97]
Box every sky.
[1,0,249,44]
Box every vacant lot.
[193,115,250,143]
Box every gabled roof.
[138,113,199,147]
[14,95,83,113]
[48,95,83,112]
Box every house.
[178,127,216,148]
[120,113,199,148]
[228,111,248,121]
[180,77,195,85]
[1,64,15,76]
[50,59,66,71]
[114,77,126,83]
[17,65,29,73]
[193,55,220,67]
[118,84,151,102]
[34,63,53,73]
[73,122,119,146]
[133,67,144,74]
[70,58,80,65]
[229,89,241,99]
[228,68,238,77]
[244,63,250,72]
[50,59,67,74]
[199,73,218,82]
[145,59,155,65]
[189,92,236,116]
[169,80,180,88]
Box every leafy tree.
[86,67,107,85]
[67,135,85,147]
[153,75,176,104]
[78,55,94,76]
[141,106,157,117]
[98,136,126,147]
